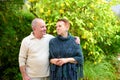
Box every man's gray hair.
[31,18,43,28]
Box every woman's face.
[56,21,68,36]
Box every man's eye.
[56,25,62,28]
[59,25,62,27]
[58,25,62,27]
[41,26,46,28]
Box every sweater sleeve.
[73,45,84,66]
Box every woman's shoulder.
[49,37,58,43]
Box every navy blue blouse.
[49,34,84,80]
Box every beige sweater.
[19,33,54,77]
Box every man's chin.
[43,33,46,35]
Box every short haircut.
[57,19,70,27]
[31,18,43,28]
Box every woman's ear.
[65,23,69,30]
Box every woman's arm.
[54,58,77,66]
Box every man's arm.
[19,38,30,80]
[20,66,31,80]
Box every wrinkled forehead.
[38,20,46,26]
[39,19,45,24]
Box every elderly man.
[19,18,54,80]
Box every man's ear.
[32,26,36,31]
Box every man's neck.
[33,32,43,39]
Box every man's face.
[35,20,47,35]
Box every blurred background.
[0,0,120,80]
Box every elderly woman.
[49,19,84,80]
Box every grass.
[83,60,117,80]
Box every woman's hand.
[50,58,77,66]
[50,58,67,66]
[50,58,60,65]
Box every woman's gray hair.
[31,18,43,28]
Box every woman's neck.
[61,32,68,38]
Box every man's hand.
[75,36,80,44]
[20,66,31,80]
[23,75,31,80]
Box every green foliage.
[25,0,120,63]
[0,0,120,79]
[24,0,120,79]
[84,60,116,80]
[0,1,35,80]
[106,55,120,79]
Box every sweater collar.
[57,33,71,41]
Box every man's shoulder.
[45,34,54,38]
[21,34,32,43]
[24,34,31,39]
